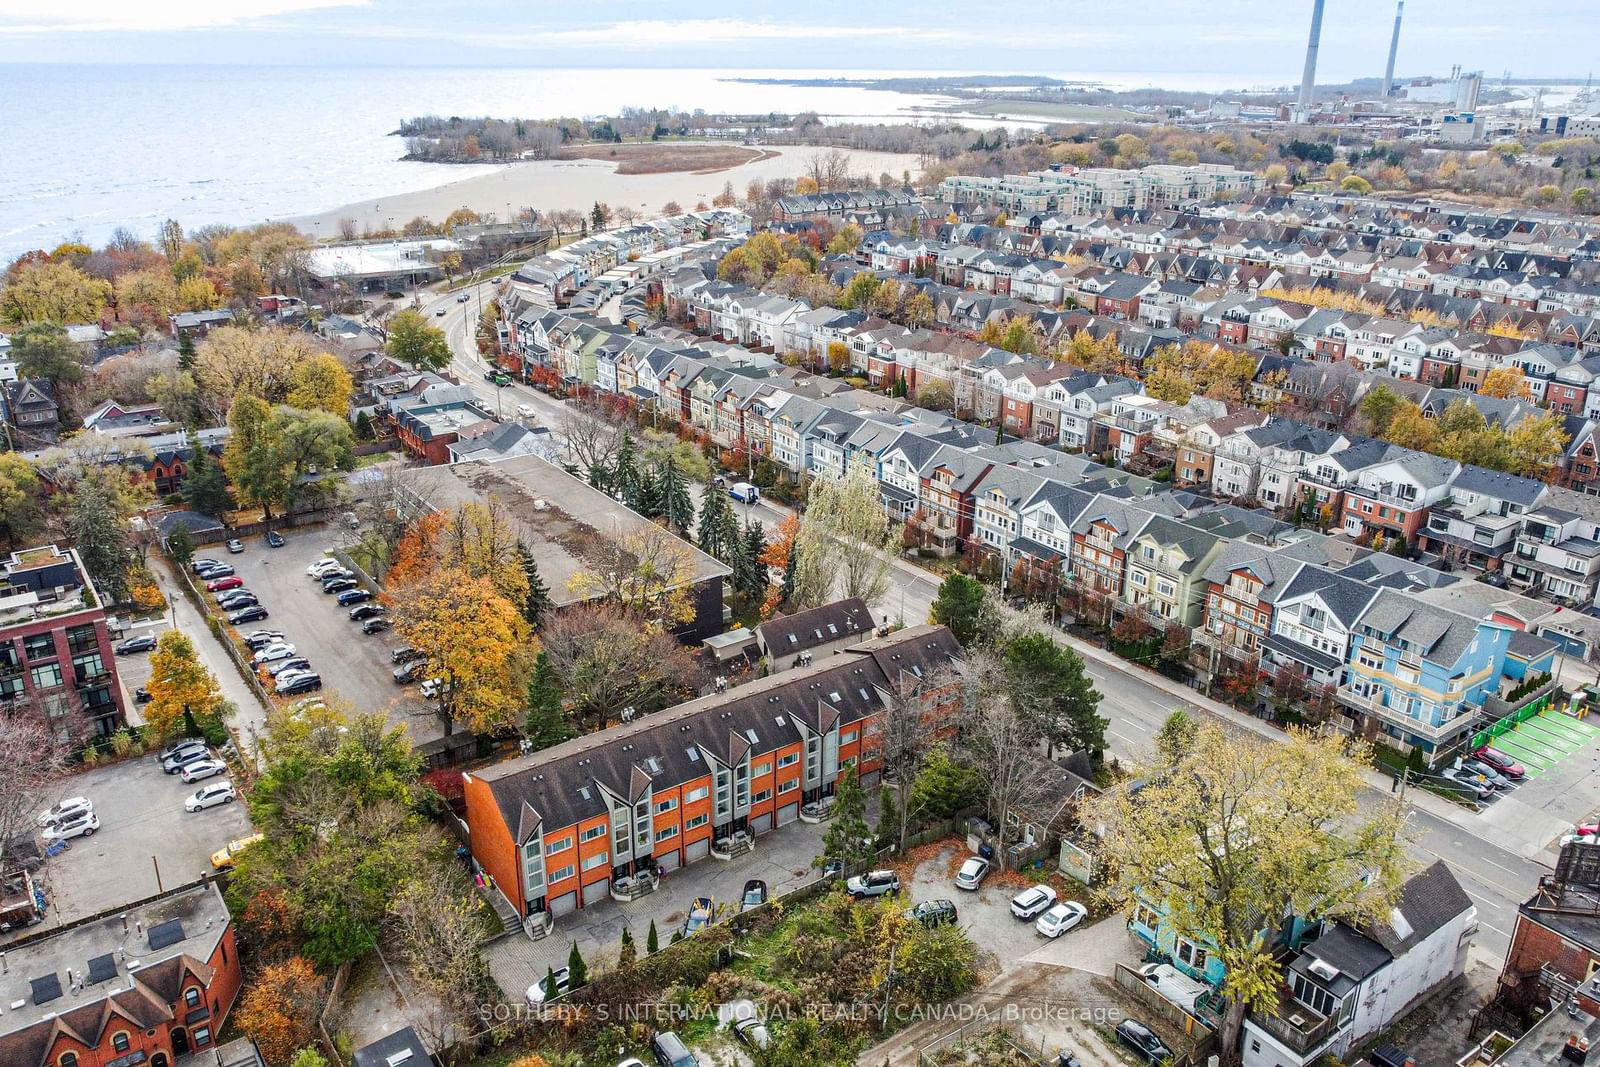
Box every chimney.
[1381,1,1404,98]
[1564,1033,1591,1065]
[1298,0,1327,118]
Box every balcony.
[1248,990,1341,1057]
[1346,484,1423,509]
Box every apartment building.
[462,626,962,921]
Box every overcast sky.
[0,0,1592,81]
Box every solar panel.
[87,954,117,984]
[147,918,186,950]
[30,973,62,1005]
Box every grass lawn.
[353,450,396,469]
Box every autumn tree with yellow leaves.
[144,630,227,741]
[1088,723,1406,1064]
[1144,340,1259,405]
[567,523,701,629]
[1479,365,1529,399]
[286,353,354,416]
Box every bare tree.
[866,666,945,851]
[952,653,1049,870]
[386,874,496,1059]
[0,712,71,870]
[538,602,701,728]
[792,465,899,611]
[560,397,627,478]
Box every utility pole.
[879,941,898,1028]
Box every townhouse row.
[510,208,751,304]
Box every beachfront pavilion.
[305,238,464,293]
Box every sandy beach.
[288,145,925,238]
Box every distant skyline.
[0,1,1594,83]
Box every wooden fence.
[1111,963,1218,1063]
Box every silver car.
[955,856,991,890]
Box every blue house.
[1129,891,1318,990]
[1338,590,1512,758]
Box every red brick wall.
[1502,912,1596,995]
[463,773,521,912]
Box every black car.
[266,530,286,548]
[218,593,259,610]
[229,605,270,624]
[361,617,392,635]
[278,673,323,696]
[390,646,424,664]
[134,687,152,704]
[348,603,385,621]
[905,899,959,928]
[322,577,358,594]
[1114,1020,1173,1065]
[740,879,768,912]
[115,634,156,655]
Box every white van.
[728,482,760,504]
[1135,962,1210,1016]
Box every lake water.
[0,64,1256,260]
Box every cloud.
[0,0,368,34]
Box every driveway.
[4,753,253,942]
[485,816,828,1000]
[210,526,441,742]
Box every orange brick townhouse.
[0,880,243,1067]
[464,625,962,920]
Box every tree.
[385,308,452,372]
[1381,401,1439,453]
[518,542,552,627]
[911,743,983,819]
[159,217,184,263]
[1004,632,1105,759]
[193,326,322,420]
[115,268,178,321]
[840,272,882,310]
[388,567,531,735]
[1341,175,1373,194]
[655,457,695,535]
[0,713,70,874]
[560,398,628,484]
[695,474,740,562]
[619,924,637,967]
[1154,707,1199,765]
[819,765,872,871]
[223,394,283,515]
[1089,724,1406,1063]
[1358,383,1404,436]
[524,651,574,750]
[567,941,589,988]
[930,574,987,647]
[951,654,1048,870]
[234,956,325,1067]
[732,517,768,601]
[825,340,851,374]
[904,290,935,328]
[567,524,700,628]
[0,259,110,326]
[792,465,898,610]
[291,1051,330,1067]
[59,476,138,602]
[176,275,222,312]
[915,377,954,412]
[181,435,233,517]
[144,631,226,741]
[646,918,659,954]
[385,876,494,1053]
[1480,366,1528,400]
[538,602,699,729]
[266,406,356,514]
[1505,412,1570,478]
[0,452,43,550]
[164,523,195,569]
[286,353,354,416]
[9,323,86,389]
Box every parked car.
[682,896,714,936]
[820,857,844,880]
[206,575,244,592]
[211,833,265,871]
[348,603,385,621]
[741,879,768,912]
[322,577,357,595]
[1461,758,1514,791]
[158,738,207,763]
[266,530,286,548]
[229,605,270,625]
[650,1031,697,1067]
[266,657,312,678]
[1134,963,1210,1016]
[1440,766,1495,800]
[225,539,244,554]
[1035,901,1089,938]
[115,634,156,655]
[517,404,537,419]
[190,558,222,574]
[392,662,422,685]
[243,630,286,649]
[272,668,317,689]
[905,899,958,928]
[1473,747,1527,779]
[732,1015,770,1051]
[335,588,372,606]
[218,593,260,611]
[38,797,93,827]
[194,563,233,579]
[162,747,214,775]
[1113,1020,1173,1065]
[277,673,323,696]
[1010,884,1059,920]
[390,646,424,664]
[361,617,392,635]
[181,758,228,784]
[420,677,445,699]
[184,781,236,812]
[42,812,99,841]
[524,966,571,1007]
[845,870,900,899]
[954,856,991,891]
[215,588,256,604]
[306,558,341,577]
[252,642,296,664]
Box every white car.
[1010,884,1059,920]
[252,643,297,665]
[180,758,228,784]
[420,677,445,699]
[185,781,236,812]
[517,404,536,419]
[954,856,991,890]
[1035,900,1089,938]
[38,796,93,827]
[42,812,99,841]
[306,558,341,577]
[524,966,571,1006]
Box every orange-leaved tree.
[234,956,324,1067]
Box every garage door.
[656,848,681,873]
[581,878,610,907]
[858,770,881,790]
[549,891,578,917]
[776,802,799,827]
[749,812,773,835]
[685,837,710,864]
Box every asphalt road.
[415,280,1544,962]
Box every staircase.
[477,880,521,934]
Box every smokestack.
[1298,0,1327,118]
[1382,1,1404,98]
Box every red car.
[1473,747,1526,780]
[206,575,245,592]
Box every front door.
[172,1029,190,1055]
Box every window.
[685,785,709,803]
[751,788,772,804]
[60,1055,78,1067]
[112,1032,131,1053]
[1131,902,1160,930]
[72,652,106,684]
[23,633,55,660]
[185,987,202,1007]
[1176,939,1209,972]
[192,1027,212,1047]
[778,779,798,794]
[777,752,799,768]
[581,852,608,871]
[580,824,606,842]
[544,835,572,856]
[684,813,708,830]
[548,865,575,883]
[30,663,63,690]
[655,825,678,842]
[751,761,770,777]
[65,625,98,655]
[655,797,676,814]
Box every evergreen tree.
[657,457,695,535]
[696,476,739,562]
[181,435,232,517]
[353,410,373,441]
[646,918,659,954]
[165,523,195,568]
[517,541,552,627]
[818,765,872,871]
[541,965,559,1002]
[612,433,643,510]
[780,537,798,604]
[567,941,588,988]
[524,652,573,750]
[619,925,637,967]
[176,331,197,371]
[733,518,767,599]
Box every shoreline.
[286,145,924,240]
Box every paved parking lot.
[110,613,174,708]
[485,817,829,1000]
[198,527,440,742]
[3,754,252,942]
